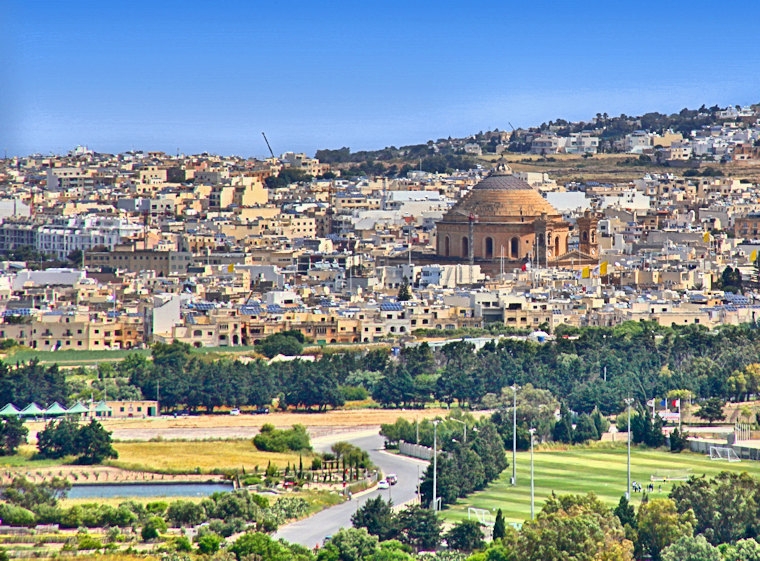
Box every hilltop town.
[0,103,759,352]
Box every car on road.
[230,408,240,416]
[386,474,398,485]
[377,479,389,490]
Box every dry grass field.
[481,152,760,184]
[25,407,459,443]
[109,440,306,473]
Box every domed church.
[435,171,598,269]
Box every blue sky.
[3,0,760,158]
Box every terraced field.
[443,444,760,524]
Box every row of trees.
[382,414,508,509]
[7,321,760,418]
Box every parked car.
[251,407,270,415]
[230,408,240,416]
[377,479,390,490]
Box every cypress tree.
[493,508,506,540]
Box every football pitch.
[442,444,760,524]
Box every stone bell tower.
[576,210,599,258]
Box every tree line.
[6,321,760,417]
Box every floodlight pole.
[529,428,536,520]
[432,420,439,511]
[512,384,518,486]
[625,397,634,499]
[450,418,467,443]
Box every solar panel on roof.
[4,309,32,317]
[240,306,264,315]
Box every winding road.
[275,433,429,548]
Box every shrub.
[339,385,369,401]
[141,515,167,541]
[166,500,206,527]
[77,533,103,550]
[0,503,36,526]
[197,532,223,555]
[174,536,192,552]
[253,424,311,452]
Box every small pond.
[67,482,235,499]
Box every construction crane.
[261,132,275,159]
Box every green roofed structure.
[45,402,68,416]
[20,403,45,417]
[0,403,21,416]
[94,401,112,418]
[67,402,90,417]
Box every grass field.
[443,444,760,525]
[1,348,151,365]
[109,439,309,474]
[0,345,258,366]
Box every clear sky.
[3,0,760,158]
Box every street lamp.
[624,397,634,499]
[432,420,439,511]
[512,384,519,486]
[450,418,467,443]
[529,428,536,520]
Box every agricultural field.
[108,439,307,474]
[443,444,760,524]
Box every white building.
[37,217,143,259]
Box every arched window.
[511,237,520,258]
[484,237,494,259]
[444,236,450,257]
[554,236,560,256]
[565,236,569,253]
[591,230,596,243]
[462,236,469,258]
[582,231,589,242]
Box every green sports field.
[442,444,760,524]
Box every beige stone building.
[0,311,143,350]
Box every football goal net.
[467,507,494,526]
[709,446,741,462]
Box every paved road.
[275,433,429,548]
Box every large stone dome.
[442,173,561,223]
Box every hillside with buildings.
[0,103,760,352]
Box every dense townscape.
[4,103,760,561]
